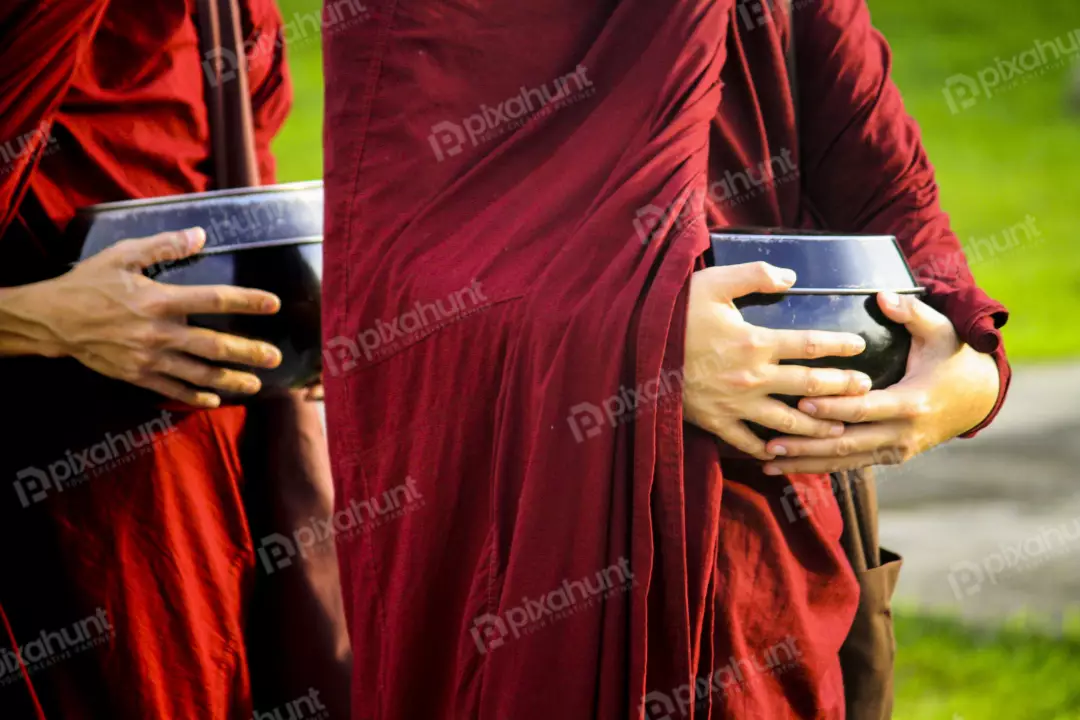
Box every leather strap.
[196,0,260,189]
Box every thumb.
[105,227,206,271]
[699,262,797,302]
[878,292,952,340]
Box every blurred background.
[271,1,1080,717]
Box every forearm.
[0,283,66,358]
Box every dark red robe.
[322,0,1010,718]
[0,1,346,717]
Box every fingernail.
[771,445,787,456]
[185,227,206,250]
[263,296,281,313]
[829,424,845,437]
[244,378,262,394]
[802,401,818,415]
[778,269,797,286]
[858,375,872,392]
[202,394,221,409]
[263,346,282,367]
[763,465,783,476]
[881,292,901,309]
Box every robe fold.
[0,1,347,717]
[320,0,1011,718]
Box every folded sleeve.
[0,0,109,237]
[793,0,1010,436]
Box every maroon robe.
[0,1,347,717]
[321,0,1008,717]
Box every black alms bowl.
[74,181,323,393]
[706,228,925,439]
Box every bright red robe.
[0,1,346,718]
[321,1,1011,718]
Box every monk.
[322,0,1009,717]
[0,1,348,717]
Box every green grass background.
[271,0,1080,717]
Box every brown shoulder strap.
[196,0,260,189]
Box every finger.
[764,365,872,397]
[762,452,887,476]
[133,373,221,409]
[172,327,282,369]
[878,292,952,340]
[158,284,281,316]
[716,420,775,461]
[744,398,845,438]
[766,422,907,459]
[303,384,325,402]
[697,262,797,302]
[154,352,264,395]
[799,388,925,424]
[768,329,867,361]
[107,228,206,270]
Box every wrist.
[0,283,70,359]
[955,344,1000,436]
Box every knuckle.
[803,334,821,358]
[727,370,763,391]
[129,350,156,373]
[208,290,229,313]
[209,337,232,360]
[140,325,170,350]
[850,403,870,423]
[835,438,856,457]
[139,292,170,317]
[802,368,823,395]
[777,412,798,434]
[738,330,767,355]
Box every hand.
[761,292,1000,474]
[683,262,873,460]
[19,227,283,408]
